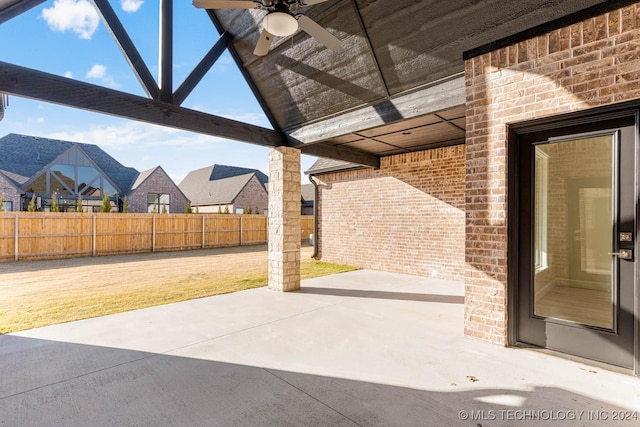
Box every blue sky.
[0,0,317,183]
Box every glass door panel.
[533,135,614,329]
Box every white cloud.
[28,117,45,124]
[85,64,119,88]
[42,120,270,182]
[41,0,99,40]
[212,56,233,73]
[85,64,106,79]
[121,0,143,13]
[44,121,226,149]
[64,71,74,78]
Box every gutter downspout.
[309,174,319,259]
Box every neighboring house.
[128,166,189,213]
[0,134,186,213]
[179,164,268,214]
[300,183,315,215]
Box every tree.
[28,194,36,212]
[161,205,167,214]
[194,206,199,214]
[217,206,222,214]
[122,196,129,213]
[50,192,59,212]
[0,193,4,212]
[245,207,252,214]
[223,206,229,214]
[101,192,111,213]
[76,195,83,212]
[185,201,193,214]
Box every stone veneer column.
[268,147,301,291]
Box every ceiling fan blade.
[192,0,262,9]
[254,29,274,56]
[301,0,330,5]
[297,15,341,51]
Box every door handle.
[608,249,633,260]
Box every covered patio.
[2,270,638,426]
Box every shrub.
[28,194,36,212]
[185,201,193,214]
[76,195,83,212]
[101,192,111,213]
[50,192,59,212]
[0,193,4,212]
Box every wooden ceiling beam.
[91,0,160,99]
[205,10,282,131]
[173,31,233,106]
[294,140,380,169]
[158,0,173,103]
[287,75,466,144]
[0,61,286,148]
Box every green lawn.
[0,257,357,334]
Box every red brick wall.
[0,174,20,211]
[232,175,268,214]
[128,168,188,214]
[316,146,466,281]
[464,4,640,344]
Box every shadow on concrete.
[1,335,637,427]
[298,287,464,304]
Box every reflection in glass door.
[516,117,636,370]
[533,136,614,330]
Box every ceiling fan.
[192,0,342,56]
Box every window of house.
[148,193,170,213]
[534,148,549,272]
[26,163,118,199]
[3,201,12,211]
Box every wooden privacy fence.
[0,213,315,262]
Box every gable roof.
[131,166,159,190]
[208,164,268,188]
[305,158,364,175]
[179,164,268,206]
[0,133,140,193]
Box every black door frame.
[507,102,640,376]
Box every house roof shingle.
[179,164,267,206]
[0,133,141,193]
[304,158,364,175]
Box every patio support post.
[268,146,301,291]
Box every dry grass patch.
[0,246,356,333]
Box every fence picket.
[0,213,314,262]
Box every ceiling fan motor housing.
[263,11,298,37]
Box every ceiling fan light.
[263,11,298,37]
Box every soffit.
[211,0,615,159]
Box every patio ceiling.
[0,0,631,168]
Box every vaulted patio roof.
[0,0,633,168]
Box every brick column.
[268,147,301,291]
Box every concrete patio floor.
[1,270,639,426]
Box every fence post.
[240,215,243,246]
[201,215,205,249]
[152,215,156,252]
[92,214,97,256]
[14,213,18,262]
